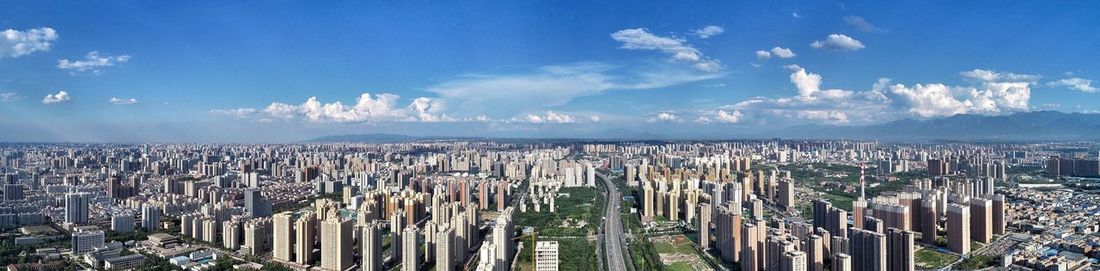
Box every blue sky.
[1,1,1098,142]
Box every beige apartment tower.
[947,203,970,254]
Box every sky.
[1,1,1098,142]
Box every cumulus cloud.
[755,50,771,59]
[58,51,131,75]
[42,91,71,104]
[770,47,796,58]
[844,16,882,32]
[611,28,722,72]
[886,69,1034,118]
[810,34,865,51]
[108,97,137,105]
[647,112,682,123]
[590,115,601,123]
[515,111,576,124]
[210,108,258,118]
[1047,77,1097,93]
[261,93,451,123]
[692,25,724,39]
[0,27,58,58]
[1,92,23,102]
[719,66,893,125]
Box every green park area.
[513,185,606,271]
[915,248,960,269]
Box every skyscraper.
[778,179,794,211]
[849,228,886,271]
[244,189,273,218]
[65,192,91,225]
[806,234,824,271]
[992,194,1006,235]
[141,203,160,231]
[946,203,970,254]
[833,253,852,271]
[699,203,712,249]
[969,197,992,243]
[782,250,808,271]
[741,222,760,271]
[403,226,420,271]
[295,212,317,265]
[886,228,915,271]
[273,212,295,262]
[362,222,383,271]
[320,210,352,271]
[436,225,455,271]
[919,196,937,244]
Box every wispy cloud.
[611,28,722,72]
[647,112,683,123]
[1046,77,1096,93]
[844,16,883,32]
[210,108,259,118]
[108,97,138,105]
[691,25,724,39]
[0,27,58,58]
[58,51,132,75]
[513,111,577,124]
[1,92,23,102]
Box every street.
[597,172,629,271]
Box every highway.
[598,172,629,271]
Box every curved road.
[598,172,628,271]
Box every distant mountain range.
[304,111,1100,143]
[775,111,1100,141]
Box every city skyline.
[1,1,1099,142]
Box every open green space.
[513,187,606,236]
[516,238,597,271]
[915,248,960,269]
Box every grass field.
[821,192,855,211]
[916,248,960,269]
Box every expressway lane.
[598,172,628,271]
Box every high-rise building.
[244,219,272,256]
[850,228,886,271]
[806,234,824,271]
[969,197,992,243]
[699,203,712,249]
[320,210,352,271]
[65,192,91,225]
[919,197,937,244]
[716,204,742,263]
[244,189,273,218]
[141,203,160,231]
[833,253,852,271]
[493,207,515,270]
[436,225,455,271]
[295,212,317,265]
[886,228,915,271]
[991,194,1006,235]
[871,203,910,232]
[741,222,760,271]
[782,250,807,271]
[362,223,383,271]
[864,216,884,234]
[402,226,420,271]
[223,220,242,250]
[111,212,134,233]
[852,199,867,230]
[534,241,560,271]
[778,179,794,211]
[273,212,295,262]
[392,209,407,263]
[946,203,970,254]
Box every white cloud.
[516,111,576,124]
[57,51,131,75]
[890,75,1032,118]
[1,92,23,102]
[810,34,865,51]
[755,50,771,59]
[611,28,722,72]
[714,110,743,123]
[792,12,801,18]
[42,90,71,104]
[108,97,137,105]
[719,66,893,125]
[692,25,724,39]
[770,47,796,58]
[0,27,58,58]
[1047,78,1096,93]
[590,115,601,123]
[210,108,258,118]
[261,93,451,123]
[647,112,682,123]
[959,69,1040,83]
[844,16,882,32]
